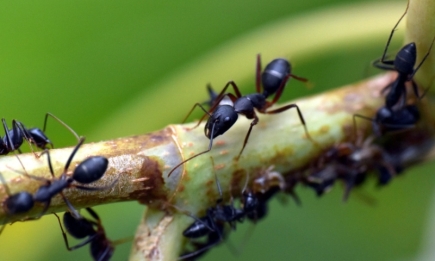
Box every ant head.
[72,156,109,184]
[4,192,34,215]
[204,105,238,139]
[261,58,291,96]
[63,211,96,239]
[27,128,53,149]
[395,43,416,75]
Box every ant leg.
[210,157,223,204]
[12,120,38,156]
[265,104,315,144]
[236,115,259,160]
[267,74,291,106]
[53,212,97,250]
[186,81,243,130]
[256,54,262,93]
[60,192,81,219]
[167,121,218,177]
[201,84,219,108]
[7,152,46,181]
[179,231,222,260]
[376,0,410,66]
[411,34,435,79]
[353,114,378,137]
[85,207,101,222]
[2,118,15,153]
[44,113,80,144]
[63,137,86,172]
[182,103,212,130]
[43,149,56,178]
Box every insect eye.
[224,116,230,122]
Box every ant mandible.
[373,0,435,108]
[0,112,80,156]
[168,54,313,177]
[54,207,114,261]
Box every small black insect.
[354,104,420,137]
[0,172,35,234]
[168,54,313,177]
[305,134,398,201]
[0,113,79,156]
[373,1,435,108]
[32,137,113,219]
[180,162,246,259]
[54,207,114,261]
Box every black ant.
[168,54,312,177]
[353,103,420,137]
[32,137,114,219]
[54,207,115,261]
[180,160,248,259]
[0,172,35,234]
[305,133,398,201]
[0,112,79,156]
[373,0,435,109]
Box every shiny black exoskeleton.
[373,1,435,108]
[33,137,112,218]
[0,113,80,156]
[180,222,224,261]
[54,208,114,261]
[0,172,35,234]
[0,172,34,216]
[372,105,420,136]
[181,168,247,259]
[168,54,311,177]
[354,103,420,137]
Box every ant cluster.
[168,1,435,259]
[1,1,434,260]
[0,113,124,260]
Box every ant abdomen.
[183,217,212,238]
[73,156,109,184]
[394,43,416,75]
[4,191,34,214]
[261,58,291,97]
[63,211,95,238]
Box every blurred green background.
[2,0,435,260]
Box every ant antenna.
[379,0,410,63]
[167,121,217,177]
[43,113,80,143]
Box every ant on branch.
[0,172,35,234]
[33,137,114,219]
[0,112,79,156]
[54,207,121,261]
[305,131,398,201]
[168,54,313,177]
[354,1,435,136]
[372,0,435,109]
[180,159,253,259]
[1,137,114,225]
